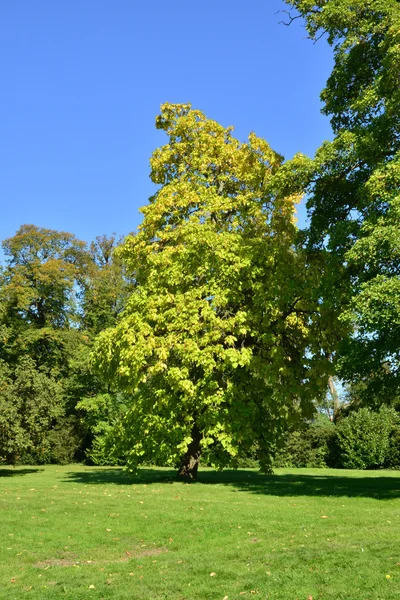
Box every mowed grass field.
[1,466,400,599]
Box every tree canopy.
[92,103,337,478]
[285,0,400,404]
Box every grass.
[1,466,400,599]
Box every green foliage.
[274,417,336,468]
[17,416,83,465]
[0,358,64,463]
[82,235,131,336]
[1,224,89,330]
[285,0,400,403]
[93,103,337,476]
[0,226,131,465]
[386,424,400,468]
[76,393,129,465]
[335,406,399,469]
[0,224,91,375]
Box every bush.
[76,393,129,465]
[385,425,400,469]
[274,417,335,468]
[17,417,83,465]
[335,406,399,469]
[0,358,65,464]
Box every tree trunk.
[328,375,340,421]
[178,424,201,481]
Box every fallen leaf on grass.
[223,596,228,600]
[88,584,95,589]
[307,596,313,600]
[210,572,216,576]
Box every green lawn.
[1,466,400,599]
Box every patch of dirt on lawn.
[124,547,166,558]
[34,547,167,568]
[34,558,78,568]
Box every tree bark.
[328,375,340,421]
[178,424,202,481]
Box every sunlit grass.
[1,465,400,599]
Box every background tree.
[0,225,91,462]
[82,234,131,335]
[93,103,338,479]
[284,0,400,404]
[0,358,65,464]
[0,224,89,373]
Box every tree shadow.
[200,470,400,500]
[0,468,43,478]
[63,468,177,486]
[63,467,400,500]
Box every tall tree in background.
[0,225,132,464]
[284,0,400,405]
[0,224,89,372]
[93,103,338,479]
[0,225,91,462]
[83,234,130,336]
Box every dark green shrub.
[385,425,400,469]
[0,358,65,464]
[274,417,335,468]
[17,417,83,465]
[335,406,398,469]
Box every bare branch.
[276,9,302,27]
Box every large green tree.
[93,103,337,479]
[284,0,400,404]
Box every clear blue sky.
[0,0,333,252]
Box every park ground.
[1,465,400,599]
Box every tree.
[284,0,400,404]
[0,358,64,463]
[0,224,90,373]
[82,234,131,336]
[0,225,92,463]
[0,225,132,464]
[93,103,337,479]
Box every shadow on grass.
[63,467,400,500]
[0,468,43,478]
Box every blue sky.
[0,0,333,253]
